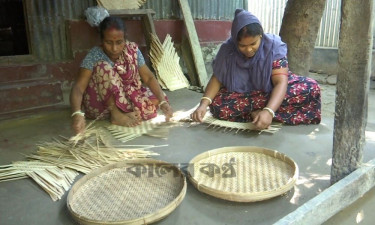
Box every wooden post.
[181,36,199,86]
[331,0,373,184]
[178,0,209,87]
[141,12,157,54]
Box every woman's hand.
[72,115,86,134]
[191,105,208,122]
[252,110,273,130]
[160,102,173,122]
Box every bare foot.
[250,109,262,120]
[110,107,141,127]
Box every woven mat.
[188,146,298,202]
[68,159,186,224]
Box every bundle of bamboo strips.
[97,0,147,10]
[0,127,160,201]
[149,33,190,91]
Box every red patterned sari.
[82,42,157,120]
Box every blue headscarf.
[213,9,287,93]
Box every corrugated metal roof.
[143,0,247,20]
[25,0,247,61]
[25,0,95,61]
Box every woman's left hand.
[252,110,273,130]
[160,102,173,122]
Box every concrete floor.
[0,83,374,225]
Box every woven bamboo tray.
[67,159,186,225]
[187,146,298,202]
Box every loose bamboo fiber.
[67,159,186,225]
[188,146,298,202]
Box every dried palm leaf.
[149,33,190,91]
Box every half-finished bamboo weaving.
[107,120,172,142]
[175,106,282,134]
[187,146,299,202]
[67,159,186,225]
[203,114,281,134]
[149,33,190,91]
[97,0,147,9]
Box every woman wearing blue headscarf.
[191,9,321,129]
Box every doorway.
[0,0,29,56]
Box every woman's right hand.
[191,105,207,122]
[72,115,86,134]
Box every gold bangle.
[263,107,275,117]
[201,96,212,105]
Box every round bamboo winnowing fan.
[188,146,299,202]
[67,159,186,225]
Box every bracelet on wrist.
[263,107,275,118]
[71,110,85,117]
[201,96,212,105]
[158,100,168,108]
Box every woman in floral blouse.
[191,9,321,129]
[70,16,172,134]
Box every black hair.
[99,16,126,39]
[237,23,264,41]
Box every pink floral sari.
[83,42,157,120]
